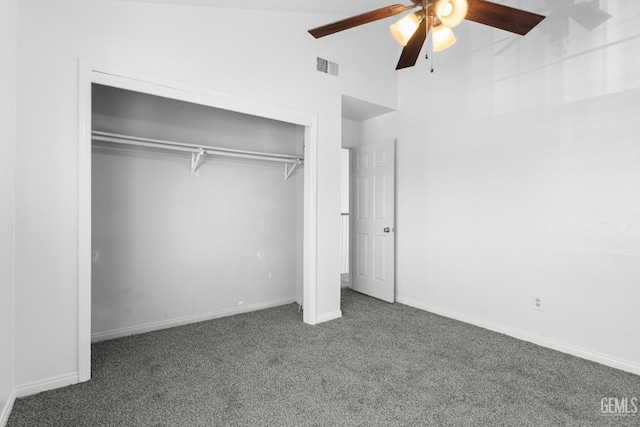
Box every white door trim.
[78,59,319,383]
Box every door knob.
[384,227,394,233]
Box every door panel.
[356,233,368,276]
[356,176,368,219]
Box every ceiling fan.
[308,0,547,70]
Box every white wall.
[91,86,303,340]
[341,118,362,148]
[15,0,398,392]
[0,0,17,421]
[362,0,640,373]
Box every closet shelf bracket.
[191,149,206,175]
[285,160,302,181]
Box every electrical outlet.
[533,296,544,311]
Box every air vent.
[317,57,339,77]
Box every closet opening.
[79,63,319,382]
[91,84,305,343]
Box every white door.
[350,140,395,303]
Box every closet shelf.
[91,131,304,180]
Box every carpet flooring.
[8,287,640,426]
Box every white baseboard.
[16,373,79,398]
[396,295,640,376]
[0,389,16,427]
[92,297,298,343]
[316,310,342,324]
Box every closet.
[91,84,304,342]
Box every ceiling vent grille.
[317,57,339,77]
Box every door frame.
[78,59,319,382]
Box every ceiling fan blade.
[465,0,546,35]
[396,17,430,70]
[309,4,414,38]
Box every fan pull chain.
[430,35,434,72]
[426,38,434,73]
[425,20,434,73]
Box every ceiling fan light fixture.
[390,12,424,46]
[435,0,468,28]
[432,24,457,52]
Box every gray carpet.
[8,287,640,426]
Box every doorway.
[340,148,350,289]
[78,61,319,382]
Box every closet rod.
[91,131,304,164]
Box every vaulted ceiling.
[119,0,402,121]
[115,0,394,15]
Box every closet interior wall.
[91,84,304,341]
